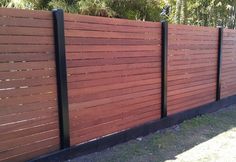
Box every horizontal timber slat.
[0,7,59,162]
[65,13,162,145]
[2,7,236,162]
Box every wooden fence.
[0,8,60,162]
[167,24,218,115]
[0,7,236,162]
[64,13,162,145]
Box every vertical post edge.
[216,27,223,101]
[52,9,70,149]
[161,21,168,118]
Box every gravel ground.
[70,104,236,162]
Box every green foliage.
[0,0,33,9]
[78,0,115,17]
[107,0,164,21]
[1,0,236,29]
[48,0,78,13]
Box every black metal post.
[52,9,70,149]
[161,21,168,118]
[216,27,223,101]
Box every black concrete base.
[29,95,236,162]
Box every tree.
[0,0,33,9]
[1,0,236,29]
[107,0,164,21]
[78,0,115,17]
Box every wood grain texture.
[0,8,59,162]
[64,13,162,145]
[167,24,218,115]
[221,29,236,98]
[2,8,236,162]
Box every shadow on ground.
[70,105,236,162]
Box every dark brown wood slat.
[168,85,216,102]
[168,82,216,96]
[0,85,56,98]
[168,89,215,107]
[0,108,57,126]
[66,45,160,52]
[0,93,56,108]
[71,99,160,130]
[71,108,160,143]
[169,30,218,37]
[69,88,160,110]
[67,57,161,68]
[221,30,236,99]
[0,26,53,36]
[0,45,54,53]
[68,74,160,91]
[168,96,214,115]
[68,78,160,94]
[0,114,58,133]
[70,94,159,120]
[71,110,159,144]
[169,99,215,115]
[168,70,216,81]
[0,138,59,162]
[168,75,216,88]
[168,54,217,62]
[0,16,52,28]
[0,7,52,19]
[168,78,215,92]
[0,69,55,80]
[168,66,216,76]
[65,37,161,45]
[66,51,160,60]
[69,83,160,103]
[0,122,58,142]
[169,23,217,31]
[65,13,162,146]
[0,8,59,162]
[68,67,160,82]
[168,58,216,66]
[169,44,217,50]
[64,20,160,33]
[0,53,55,62]
[0,61,55,72]
[0,129,59,152]
[68,73,159,90]
[168,49,217,55]
[1,144,58,162]
[65,30,160,39]
[0,100,57,117]
[0,77,56,89]
[0,36,54,45]
[67,62,159,74]
[167,25,218,116]
[169,35,218,41]
[168,62,216,71]
[64,13,160,28]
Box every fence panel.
[64,14,162,145]
[167,24,218,115]
[0,8,60,162]
[2,7,236,161]
[221,29,236,98]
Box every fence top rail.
[224,28,236,33]
[0,7,234,32]
[64,13,160,28]
[169,23,219,31]
[0,7,52,20]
